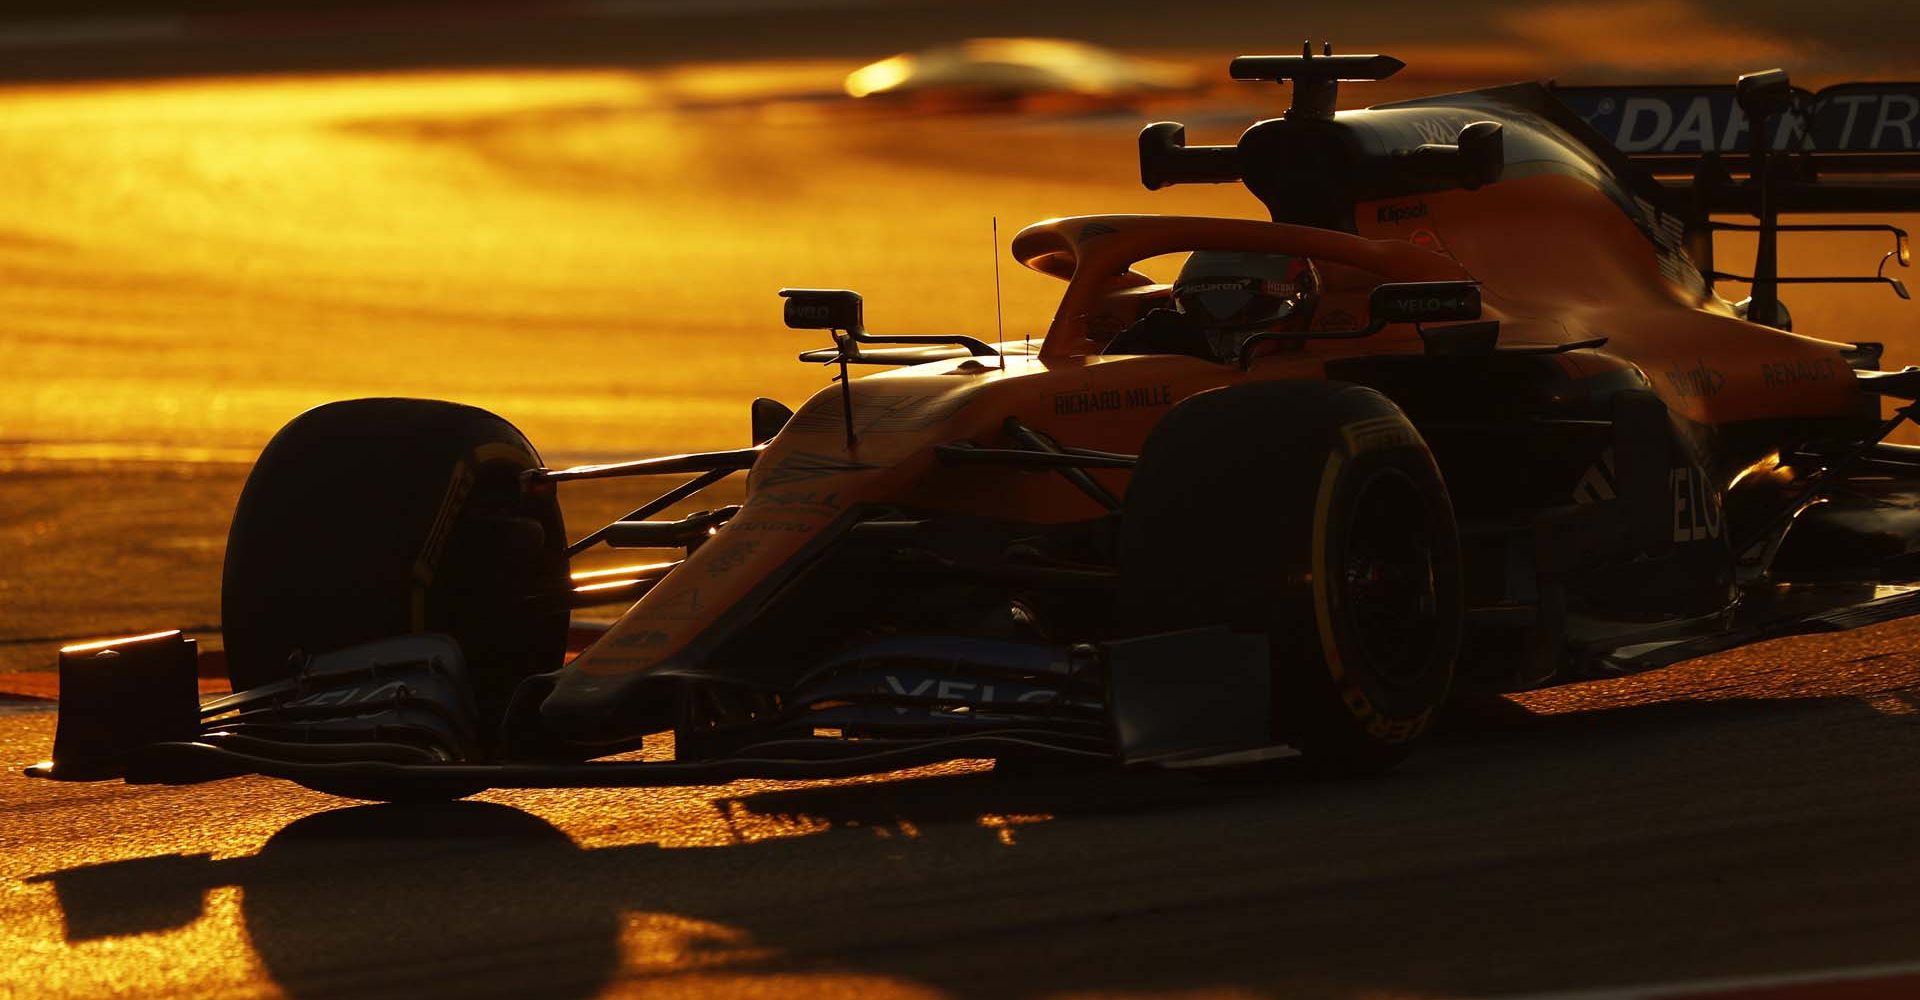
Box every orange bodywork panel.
[555,183,1872,721]
[1350,173,1863,426]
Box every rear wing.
[1552,81,1920,213]
[1553,74,1917,327]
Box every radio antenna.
[993,216,1011,368]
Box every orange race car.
[28,50,1920,801]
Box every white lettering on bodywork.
[1720,102,1749,151]
[1874,95,1920,150]
[1831,94,1877,148]
[1617,98,1673,152]
[1663,97,1714,152]
[1672,466,1724,542]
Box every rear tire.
[222,399,570,756]
[1117,381,1462,772]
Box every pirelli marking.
[1340,416,1415,456]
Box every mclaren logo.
[1077,221,1119,242]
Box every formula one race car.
[29,49,1920,800]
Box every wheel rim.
[1340,467,1441,685]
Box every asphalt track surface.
[8,620,1920,999]
[8,5,1920,998]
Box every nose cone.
[537,666,677,749]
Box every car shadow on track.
[27,687,1920,999]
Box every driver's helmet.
[1171,250,1321,333]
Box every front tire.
[1117,381,1462,771]
[221,398,570,748]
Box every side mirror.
[1370,281,1482,325]
[1455,121,1504,190]
[1138,121,1243,191]
[751,397,793,445]
[779,288,863,332]
[1393,121,1504,191]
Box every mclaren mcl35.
[30,49,1920,801]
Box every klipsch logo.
[1376,201,1429,225]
